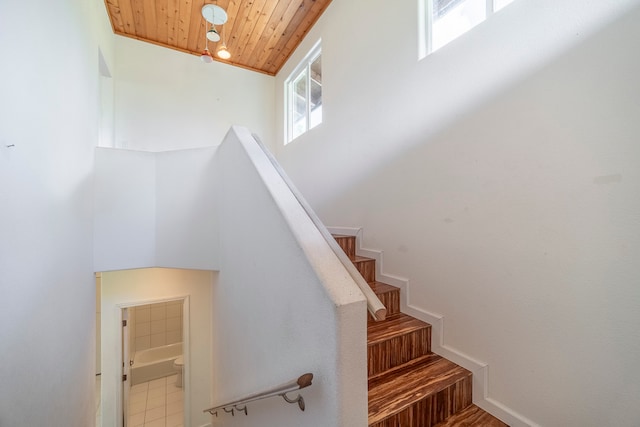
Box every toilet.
[173,356,184,388]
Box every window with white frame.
[285,41,322,144]
[422,0,516,55]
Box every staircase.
[333,234,509,427]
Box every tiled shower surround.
[131,301,183,352]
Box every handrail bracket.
[281,392,305,411]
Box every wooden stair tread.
[369,281,399,294]
[368,353,438,383]
[332,234,356,258]
[368,281,401,318]
[352,256,376,282]
[368,313,432,377]
[367,313,430,345]
[433,404,509,427]
[332,232,503,426]
[368,354,472,424]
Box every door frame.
[122,307,130,427]
[115,296,191,427]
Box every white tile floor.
[128,375,184,427]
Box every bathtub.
[131,342,182,385]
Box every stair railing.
[251,134,387,321]
[203,373,313,417]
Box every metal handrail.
[203,373,313,417]
[251,134,387,321]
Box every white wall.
[156,148,219,269]
[94,148,157,270]
[275,0,640,426]
[113,36,276,152]
[100,268,213,427]
[210,127,367,427]
[0,0,113,425]
[94,146,219,272]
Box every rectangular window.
[285,41,322,144]
[421,0,516,56]
[494,0,515,12]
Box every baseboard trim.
[327,226,536,427]
[326,226,361,237]
[404,303,536,427]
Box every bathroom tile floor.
[128,375,184,427]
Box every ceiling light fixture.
[206,26,220,42]
[200,47,214,63]
[217,44,231,60]
[216,25,231,60]
[201,4,230,63]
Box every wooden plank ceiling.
[104,0,332,75]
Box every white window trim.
[285,39,322,144]
[420,0,512,58]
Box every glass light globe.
[217,47,231,60]
[200,50,213,63]
[206,28,220,42]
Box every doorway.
[122,299,188,427]
[97,267,213,427]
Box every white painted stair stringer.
[327,226,538,427]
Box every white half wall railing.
[211,126,368,426]
[251,133,387,322]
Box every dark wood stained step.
[368,354,472,427]
[368,314,431,377]
[369,281,399,294]
[367,314,431,346]
[368,353,439,383]
[433,404,509,427]
[333,234,356,259]
[332,234,398,318]
[333,232,503,426]
[353,256,376,282]
[368,281,400,316]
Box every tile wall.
[133,301,183,351]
